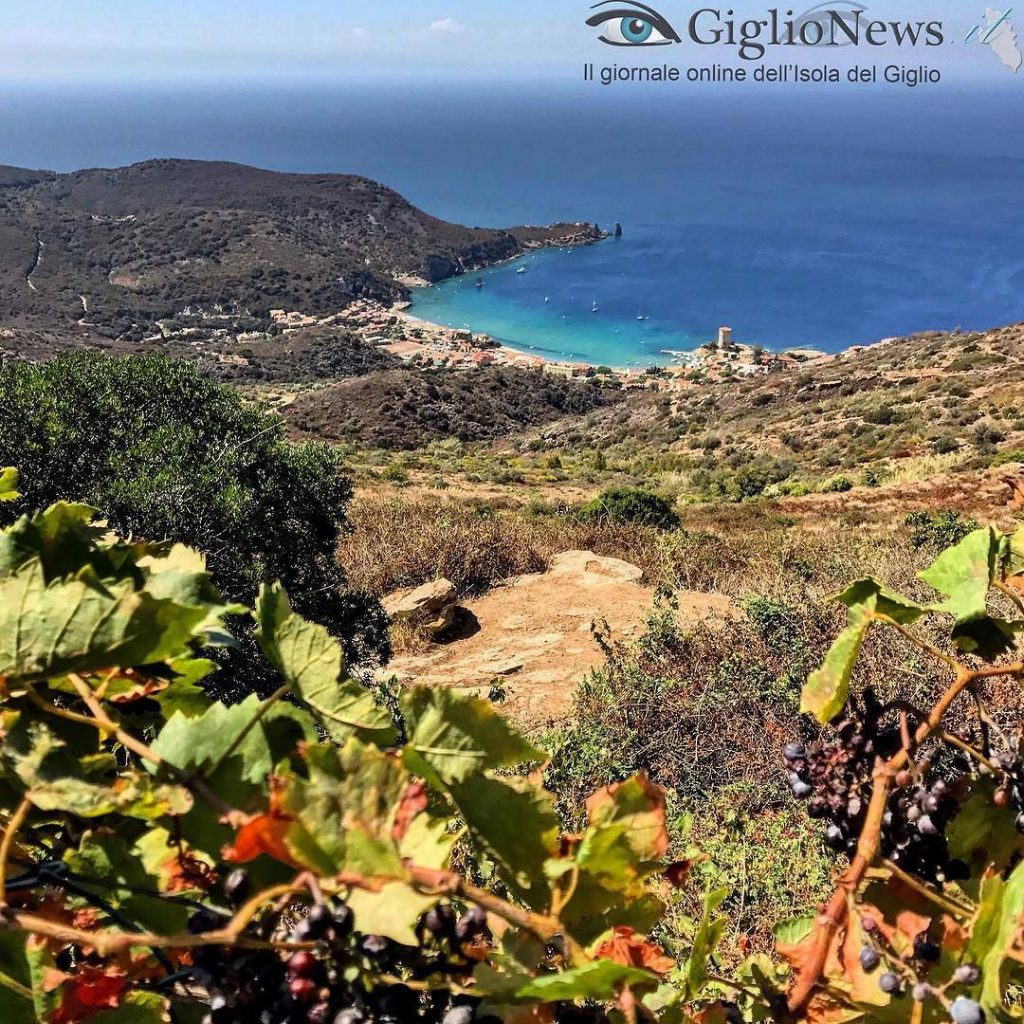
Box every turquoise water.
[410,240,706,368]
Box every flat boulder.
[382,578,457,624]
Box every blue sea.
[1,79,1023,365]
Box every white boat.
[544,296,550,303]
[516,266,527,274]
[592,299,599,312]
[637,311,649,321]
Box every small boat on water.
[636,311,650,321]
[591,298,599,312]
[544,296,550,304]
[475,277,484,288]
[516,266,527,274]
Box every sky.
[0,0,1016,82]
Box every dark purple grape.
[859,948,880,972]
[455,907,488,942]
[950,997,984,1024]
[953,964,982,985]
[332,902,355,938]
[879,972,901,995]
[912,983,932,1003]
[223,868,251,905]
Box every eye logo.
[586,1,681,46]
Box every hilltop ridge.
[0,158,601,340]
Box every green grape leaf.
[773,915,815,948]
[950,616,1024,659]
[152,696,277,786]
[88,991,168,1024]
[25,938,59,1024]
[281,739,409,880]
[515,960,659,1001]
[347,882,439,947]
[948,780,1024,884]
[1003,525,1024,577]
[0,932,35,1024]
[832,579,931,624]
[558,776,669,944]
[970,861,1024,1014]
[155,658,218,719]
[139,544,245,639]
[28,773,192,820]
[0,502,103,579]
[255,584,395,745]
[448,774,558,910]
[1,713,191,821]
[401,688,546,789]
[0,468,19,504]
[63,831,193,935]
[919,527,998,623]
[802,598,875,724]
[684,887,730,1000]
[0,561,222,684]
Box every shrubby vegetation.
[0,354,389,699]
[579,488,680,530]
[2,474,1024,1024]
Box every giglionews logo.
[585,2,948,59]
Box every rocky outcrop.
[379,551,739,728]
[382,578,459,638]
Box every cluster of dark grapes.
[857,923,985,1024]
[783,689,970,885]
[188,870,609,1024]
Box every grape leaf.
[63,831,193,935]
[152,696,277,786]
[948,780,1024,883]
[401,688,546,789]
[584,774,669,864]
[0,502,103,579]
[25,937,59,1024]
[950,616,1024,658]
[801,598,875,724]
[1,714,192,820]
[515,960,658,1001]
[0,468,19,503]
[919,527,998,624]
[684,888,729,1000]
[970,862,1024,1014]
[0,561,221,684]
[29,773,192,820]
[281,739,409,879]
[831,578,931,624]
[87,991,168,1024]
[558,775,670,944]
[448,774,558,909]
[255,584,395,745]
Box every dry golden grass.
[340,493,664,597]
